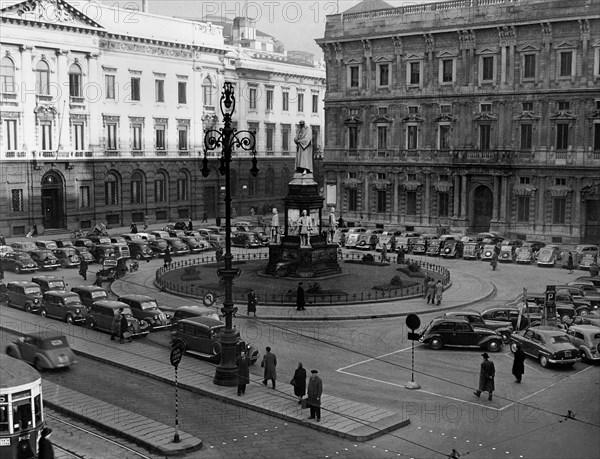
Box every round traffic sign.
[203,292,216,306]
[406,313,421,331]
[170,344,184,367]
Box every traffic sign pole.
[170,344,184,443]
[405,314,421,390]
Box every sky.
[104,1,436,57]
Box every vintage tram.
[0,354,44,459]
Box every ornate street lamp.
[202,82,259,386]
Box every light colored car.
[537,246,559,267]
[345,227,368,248]
[509,326,580,368]
[566,325,600,362]
[515,247,535,264]
[6,332,76,371]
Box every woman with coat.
[434,280,444,305]
[567,252,574,274]
[512,343,526,383]
[163,247,172,268]
[291,362,307,404]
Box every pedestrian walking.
[390,236,397,253]
[130,221,138,233]
[291,362,307,404]
[110,308,122,341]
[79,257,88,281]
[163,247,172,267]
[474,352,495,401]
[434,280,443,305]
[187,218,193,231]
[567,252,574,274]
[235,350,251,396]
[120,311,132,343]
[296,282,305,311]
[215,245,223,262]
[512,343,525,383]
[202,211,208,223]
[247,289,257,317]
[38,427,55,459]
[307,369,323,422]
[491,251,498,271]
[380,243,388,262]
[426,278,436,304]
[0,233,5,245]
[398,246,405,264]
[261,346,277,389]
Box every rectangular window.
[406,192,417,215]
[281,125,289,151]
[350,66,359,87]
[559,51,573,77]
[178,126,188,151]
[106,123,117,150]
[155,79,164,103]
[438,193,449,217]
[105,75,115,100]
[407,125,418,150]
[409,62,420,85]
[556,124,569,149]
[523,54,536,79]
[377,173,386,180]
[377,126,387,150]
[155,125,165,150]
[482,56,494,81]
[132,125,142,151]
[266,89,274,110]
[130,77,140,101]
[555,178,566,186]
[348,126,358,150]
[519,177,530,185]
[203,84,213,107]
[440,105,451,114]
[439,125,450,150]
[131,181,143,204]
[348,188,358,211]
[69,72,81,97]
[155,178,166,202]
[3,119,17,150]
[377,190,387,213]
[520,124,532,150]
[553,198,566,224]
[408,106,418,115]
[517,196,530,222]
[73,123,84,150]
[441,59,453,83]
[312,93,318,113]
[266,124,274,151]
[178,82,187,104]
[379,63,389,86]
[282,91,289,111]
[558,101,570,111]
[594,123,600,151]
[177,178,188,201]
[79,186,90,208]
[480,103,492,113]
[11,189,23,212]
[249,87,257,109]
[522,102,534,112]
[479,124,491,150]
[105,181,117,205]
[297,93,304,112]
[41,123,52,150]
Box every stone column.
[500,176,508,221]
[461,174,468,218]
[573,178,581,237]
[86,53,101,153]
[492,175,500,221]
[337,171,343,215]
[453,175,460,219]
[393,172,399,220]
[20,45,35,152]
[56,49,71,152]
[500,45,507,85]
[537,176,546,230]
[363,172,369,219]
[424,173,431,224]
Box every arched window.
[154,171,168,203]
[35,61,50,95]
[177,170,189,201]
[105,172,119,206]
[265,168,275,196]
[68,63,82,97]
[202,77,214,108]
[0,57,15,93]
[130,171,144,204]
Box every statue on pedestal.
[294,120,313,175]
[270,208,279,244]
[298,210,312,247]
[328,207,337,244]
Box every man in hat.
[294,120,313,174]
[38,427,55,459]
[474,352,495,401]
[307,369,323,422]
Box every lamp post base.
[213,366,238,386]
[405,381,421,390]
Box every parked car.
[523,241,546,253]
[180,235,211,253]
[117,294,171,330]
[52,247,81,268]
[443,310,514,343]
[72,237,94,249]
[462,242,482,260]
[556,285,600,310]
[71,285,109,310]
[31,275,66,293]
[90,244,117,264]
[0,281,7,303]
[574,244,599,259]
[525,292,578,322]
[574,276,600,289]
[412,237,428,255]
[6,281,42,313]
[55,239,75,248]
[375,230,402,252]
[110,242,131,260]
[344,227,368,248]
[481,305,543,331]
[87,234,112,245]
[481,244,500,261]
[396,233,420,253]
[121,233,145,243]
[509,326,580,368]
[10,241,38,252]
[515,247,535,264]
[171,305,221,324]
[419,317,503,352]
[442,240,464,258]
[578,254,598,271]
[499,244,517,262]
[566,325,600,362]
[355,229,385,251]
[537,246,560,267]
[127,241,155,260]
[426,239,443,256]
[2,251,38,273]
[231,231,264,249]
[163,237,191,256]
[163,221,188,231]
[570,311,600,327]
[87,300,150,337]
[570,280,600,294]
[73,246,95,265]
[0,244,15,259]
[35,240,58,250]
[150,230,171,240]
[40,290,88,324]
[28,249,61,270]
[148,238,168,257]
[5,332,76,371]
[171,316,259,364]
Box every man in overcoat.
[474,352,495,400]
[236,351,251,396]
[307,369,323,421]
[262,346,277,389]
[296,282,305,311]
[512,343,526,383]
[247,289,257,317]
[291,362,307,404]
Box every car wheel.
[539,355,549,368]
[561,314,572,323]
[34,358,44,372]
[578,309,590,316]
[487,340,501,353]
[500,332,510,343]
[429,338,443,350]
[244,241,251,249]
[6,347,16,358]
[580,349,588,363]
[25,303,33,313]
[66,314,74,325]
[16,266,21,274]
[136,254,143,260]
[61,259,69,268]
[510,342,519,353]
[88,319,97,329]
[40,308,47,318]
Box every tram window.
[0,405,8,432]
[13,401,32,431]
[34,395,42,424]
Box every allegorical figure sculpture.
[270,208,279,244]
[294,120,313,174]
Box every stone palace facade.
[317,0,600,244]
[0,0,325,236]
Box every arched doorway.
[41,171,65,229]
[472,185,493,233]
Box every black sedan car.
[53,247,81,268]
[2,251,38,273]
[28,249,61,270]
[509,326,580,368]
[5,332,76,371]
[419,317,503,352]
[163,237,191,256]
[231,231,265,249]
